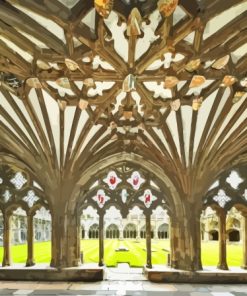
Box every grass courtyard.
[0,239,243,267]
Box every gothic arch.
[123,223,137,239]
[106,224,120,239]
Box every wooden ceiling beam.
[87,127,110,156]
[67,85,121,171]
[74,24,96,48]
[199,31,247,63]
[0,64,27,80]
[67,119,94,173]
[0,40,30,72]
[145,127,175,167]
[136,17,201,75]
[2,89,46,157]
[0,105,37,156]
[188,110,198,167]
[23,96,53,164]
[236,54,247,76]
[160,123,182,172]
[193,26,204,53]
[0,20,36,55]
[59,108,65,170]
[200,125,247,182]
[137,134,171,168]
[139,66,233,82]
[202,11,247,54]
[0,2,66,54]
[36,89,59,171]
[96,19,128,75]
[176,108,186,169]
[204,0,247,21]
[7,0,71,28]
[0,124,37,168]
[70,0,93,25]
[225,29,247,52]
[211,126,247,172]
[64,107,81,167]
[32,68,120,82]
[209,99,247,159]
[179,0,201,17]
[198,89,234,172]
[231,151,247,168]
[136,83,169,109]
[193,88,224,167]
[77,127,112,173]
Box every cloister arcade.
[0,0,246,282]
[0,164,50,266]
[0,161,247,278]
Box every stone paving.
[0,281,247,295]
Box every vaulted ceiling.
[0,0,247,200]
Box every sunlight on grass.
[0,241,51,264]
[0,240,243,267]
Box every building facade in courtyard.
[0,207,51,246]
[0,0,246,282]
[0,205,243,246]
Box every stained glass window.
[139,189,157,208]
[127,171,145,190]
[103,171,122,190]
[93,189,110,208]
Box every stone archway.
[158,223,169,239]
[209,230,219,241]
[89,224,99,239]
[76,162,175,269]
[81,227,85,239]
[123,223,137,239]
[228,229,240,242]
[106,224,119,239]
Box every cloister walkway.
[0,281,247,295]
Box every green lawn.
[0,240,243,267]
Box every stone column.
[167,216,170,239]
[17,218,22,243]
[42,221,46,241]
[154,217,158,239]
[50,209,81,268]
[136,218,141,240]
[169,209,202,271]
[170,217,178,268]
[204,231,210,241]
[44,221,47,240]
[26,213,35,266]
[98,213,104,266]
[217,210,228,270]
[84,228,89,239]
[119,227,124,240]
[146,214,152,268]
[242,213,247,269]
[2,212,12,266]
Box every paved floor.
[0,281,247,295]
